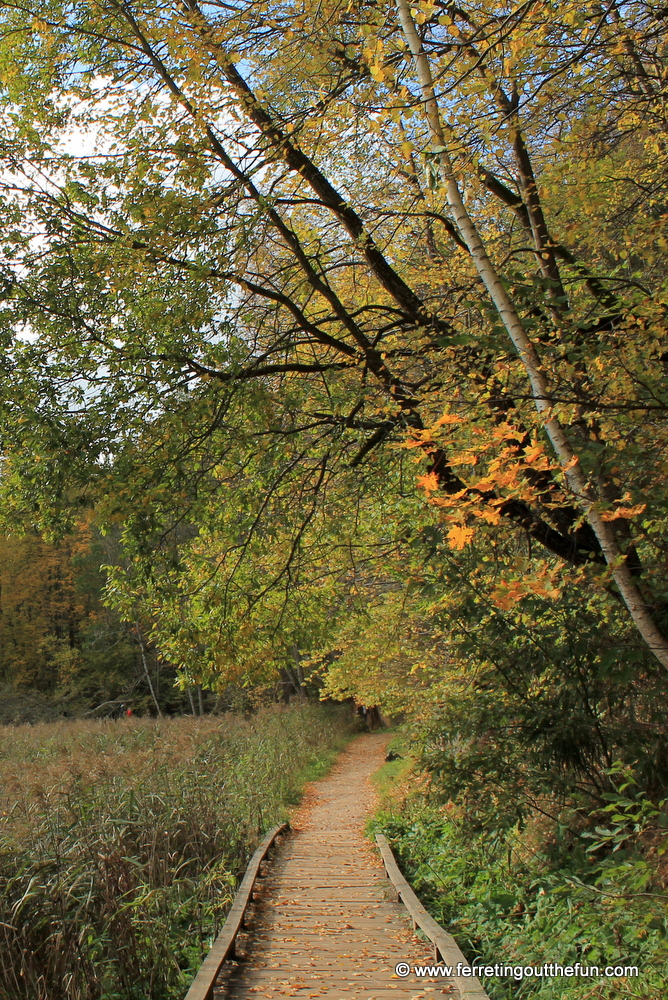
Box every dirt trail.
[215,732,456,999]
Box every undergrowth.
[0,703,350,1000]
[374,758,668,1000]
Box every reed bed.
[0,704,350,1000]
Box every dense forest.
[0,526,214,719]
[0,0,666,995]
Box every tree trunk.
[134,621,163,716]
[396,0,668,671]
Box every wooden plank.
[375,835,490,1000]
[184,823,289,1000]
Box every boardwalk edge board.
[184,822,290,1000]
[375,833,491,1000]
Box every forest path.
[214,731,456,999]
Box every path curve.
[215,732,456,999]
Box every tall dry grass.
[0,704,350,1000]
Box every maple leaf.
[601,503,647,521]
[476,509,501,525]
[446,525,474,550]
[416,472,439,493]
[522,444,547,465]
[432,413,465,428]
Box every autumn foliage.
[0,1,665,990]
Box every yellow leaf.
[447,525,474,550]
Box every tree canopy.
[0,0,666,687]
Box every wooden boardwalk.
[214,733,456,999]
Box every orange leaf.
[601,503,646,521]
[450,451,478,466]
[447,525,474,550]
[476,508,501,525]
[523,444,546,464]
[432,413,465,428]
[416,472,439,493]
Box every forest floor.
[215,731,456,999]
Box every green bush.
[375,772,668,1000]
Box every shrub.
[374,763,668,1000]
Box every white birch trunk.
[396,0,668,670]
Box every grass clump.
[0,703,350,1000]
